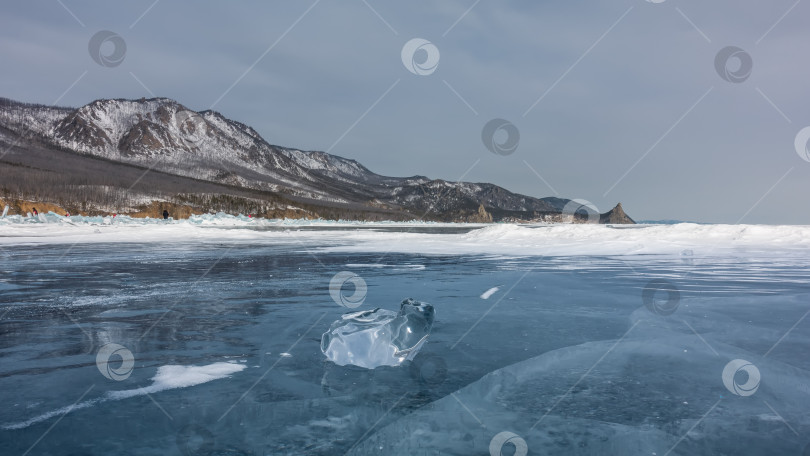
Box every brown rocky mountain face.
[599,203,636,224]
[0,96,635,223]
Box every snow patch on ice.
[1,399,103,430]
[480,287,499,299]
[108,362,246,400]
[2,362,245,430]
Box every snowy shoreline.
[1,212,809,257]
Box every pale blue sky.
[1,1,808,223]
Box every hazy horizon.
[1,1,809,223]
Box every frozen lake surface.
[0,221,809,455]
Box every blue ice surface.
[0,228,808,455]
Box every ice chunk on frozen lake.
[321,298,434,369]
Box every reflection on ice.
[321,298,435,369]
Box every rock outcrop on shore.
[599,203,636,224]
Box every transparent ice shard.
[321,298,435,369]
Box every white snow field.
[1,212,809,257]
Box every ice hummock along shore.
[321,298,435,369]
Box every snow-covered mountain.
[0,96,617,221]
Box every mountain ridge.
[0,96,633,223]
